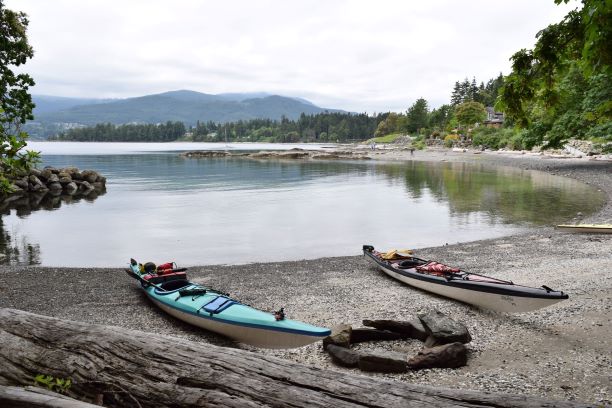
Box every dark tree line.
[51,122,186,142]
[53,112,386,143]
[206,112,384,143]
[450,74,504,107]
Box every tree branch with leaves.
[0,0,40,194]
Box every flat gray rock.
[350,328,402,343]
[358,351,408,373]
[326,344,360,367]
[418,310,472,344]
[322,324,352,350]
[408,342,468,369]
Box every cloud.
[7,0,578,112]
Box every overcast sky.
[7,0,578,112]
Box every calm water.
[0,142,605,267]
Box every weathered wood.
[0,385,100,407]
[0,308,588,408]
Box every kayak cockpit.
[156,279,191,292]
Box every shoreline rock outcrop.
[181,148,371,161]
[1,166,107,215]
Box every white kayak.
[363,245,568,313]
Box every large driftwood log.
[0,385,100,407]
[0,308,588,408]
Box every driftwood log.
[0,308,588,408]
[0,385,101,407]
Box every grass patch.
[364,133,403,144]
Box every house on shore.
[484,107,504,128]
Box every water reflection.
[0,185,107,265]
[0,186,107,217]
[0,217,41,265]
[376,161,603,225]
[0,155,604,267]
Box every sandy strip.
[1,148,610,404]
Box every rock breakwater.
[1,166,107,215]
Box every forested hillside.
[27,90,341,139]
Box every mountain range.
[26,90,340,139]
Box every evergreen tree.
[406,98,429,133]
[450,81,462,105]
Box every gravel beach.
[1,148,610,405]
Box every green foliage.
[412,140,426,150]
[498,0,612,148]
[451,75,504,106]
[404,98,429,133]
[34,374,72,394]
[505,130,527,151]
[443,134,459,148]
[471,127,526,150]
[374,112,400,137]
[454,102,487,128]
[0,1,40,192]
[429,104,454,132]
[366,133,403,144]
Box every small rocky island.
[180,148,371,160]
[0,166,107,215]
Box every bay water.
[0,142,604,267]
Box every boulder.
[79,180,93,191]
[92,182,105,191]
[61,166,79,175]
[29,183,47,192]
[362,319,428,341]
[13,178,29,190]
[322,324,352,350]
[28,175,44,187]
[58,171,71,179]
[29,168,42,177]
[43,166,60,174]
[64,182,78,195]
[418,310,471,344]
[81,170,99,183]
[40,168,54,181]
[350,328,402,343]
[48,182,62,192]
[9,184,23,193]
[358,351,408,373]
[71,171,83,181]
[59,176,72,185]
[97,176,107,184]
[407,342,468,369]
[47,173,60,183]
[326,344,360,368]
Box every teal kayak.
[126,260,330,349]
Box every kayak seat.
[145,272,187,285]
[398,258,426,269]
[159,279,190,291]
[201,296,236,314]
